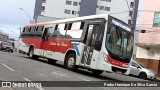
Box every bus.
[18,14,134,75]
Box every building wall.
[136,58,159,75]
[34,0,136,24]
[96,0,134,23]
[42,0,81,18]
[139,0,160,30]
[136,0,160,60]
[79,0,97,16]
[0,32,9,41]
[136,47,160,60]
[33,0,43,22]
[135,0,160,76]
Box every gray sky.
[0,0,35,40]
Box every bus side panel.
[89,50,99,69]
[19,38,42,55]
[18,38,30,53]
[74,43,85,66]
[44,39,75,61]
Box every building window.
[99,6,104,10]
[66,0,72,5]
[97,5,99,8]
[153,12,160,27]
[129,11,133,16]
[128,20,132,25]
[72,11,77,15]
[106,0,111,2]
[42,0,46,3]
[41,6,45,12]
[101,0,111,2]
[64,9,71,14]
[73,1,78,6]
[105,7,110,11]
[130,2,134,8]
[77,11,79,14]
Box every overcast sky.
[0,0,35,40]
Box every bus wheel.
[29,48,39,60]
[92,70,103,76]
[65,53,77,71]
[48,58,57,64]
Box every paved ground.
[0,51,159,90]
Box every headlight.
[103,52,110,63]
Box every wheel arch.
[139,71,147,78]
[28,44,35,54]
[64,49,76,65]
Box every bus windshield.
[106,25,133,63]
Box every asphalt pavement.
[0,51,159,90]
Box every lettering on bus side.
[50,42,68,47]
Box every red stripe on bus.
[107,55,128,68]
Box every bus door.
[81,20,105,67]
[40,25,54,56]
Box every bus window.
[54,24,58,30]
[88,24,105,51]
[66,29,83,39]
[35,26,44,37]
[56,24,66,38]
[68,23,72,30]
[22,28,26,32]
[94,25,105,51]
[64,24,68,30]
[106,25,133,63]
[42,28,49,39]
[37,26,44,32]
[30,27,36,32]
[80,22,85,29]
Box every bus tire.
[48,58,57,64]
[29,48,39,60]
[92,70,103,76]
[65,53,77,71]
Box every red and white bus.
[18,14,134,75]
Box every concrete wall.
[136,47,160,60]
[136,0,160,59]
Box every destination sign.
[112,19,131,32]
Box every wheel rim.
[68,57,75,68]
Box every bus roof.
[24,14,130,27]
